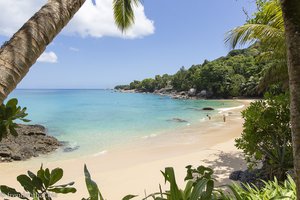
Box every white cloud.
[64,0,155,38]
[0,0,154,39]
[69,47,80,52]
[37,51,58,63]
[0,1,45,36]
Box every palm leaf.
[113,0,140,32]
[225,24,284,50]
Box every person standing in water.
[206,114,211,120]
[223,114,226,122]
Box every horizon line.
[16,88,115,90]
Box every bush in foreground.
[0,165,296,200]
[235,93,292,180]
[0,98,30,141]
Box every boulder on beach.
[202,107,214,111]
[0,124,61,162]
[188,88,197,96]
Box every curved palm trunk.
[280,0,300,198]
[0,0,85,104]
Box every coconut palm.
[280,0,300,198]
[225,0,288,90]
[0,0,138,104]
[227,0,300,198]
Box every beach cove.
[0,90,252,199]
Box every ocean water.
[8,89,241,158]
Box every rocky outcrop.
[188,88,197,96]
[117,87,217,100]
[0,124,61,162]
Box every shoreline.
[0,99,252,199]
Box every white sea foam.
[93,150,108,157]
[142,134,157,139]
[217,105,244,113]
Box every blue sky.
[0,0,256,89]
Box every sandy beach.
[0,100,252,200]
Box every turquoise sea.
[8,89,241,158]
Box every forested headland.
[115,44,284,99]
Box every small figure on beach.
[206,114,211,120]
[223,114,226,122]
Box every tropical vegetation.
[115,45,278,98]
[0,165,296,200]
[225,0,300,197]
[0,98,30,141]
[235,93,292,180]
[0,0,299,198]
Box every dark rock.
[11,155,22,161]
[63,145,80,153]
[0,124,61,162]
[202,107,214,110]
[229,168,269,189]
[229,170,243,181]
[167,118,188,123]
[188,88,197,96]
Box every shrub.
[0,165,296,200]
[142,165,217,200]
[0,165,76,200]
[235,93,292,180]
[0,98,30,141]
[226,175,296,200]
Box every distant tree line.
[115,45,283,98]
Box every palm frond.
[225,0,284,50]
[113,0,140,32]
[258,60,288,91]
[225,24,284,50]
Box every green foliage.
[235,93,292,179]
[141,165,218,200]
[139,78,157,92]
[226,0,287,90]
[113,0,139,32]
[0,165,297,200]
[115,85,131,90]
[116,45,270,98]
[82,164,104,200]
[0,98,30,141]
[192,48,263,97]
[171,67,193,92]
[0,165,76,200]
[82,165,136,200]
[226,175,296,200]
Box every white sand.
[0,100,251,200]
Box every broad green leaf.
[183,181,193,199]
[122,194,138,200]
[51,181,75,188]
[162,167,182,200]
[6,98,18,108]
[84,164,104,200]
[0,185,29,200]
[17,174,35,193]
[44,168,51,188]
[48,187,77,194]
[190,179,208,200]
[49,168,63,186]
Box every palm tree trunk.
[280,0,300,198]
[0,0,85,104]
